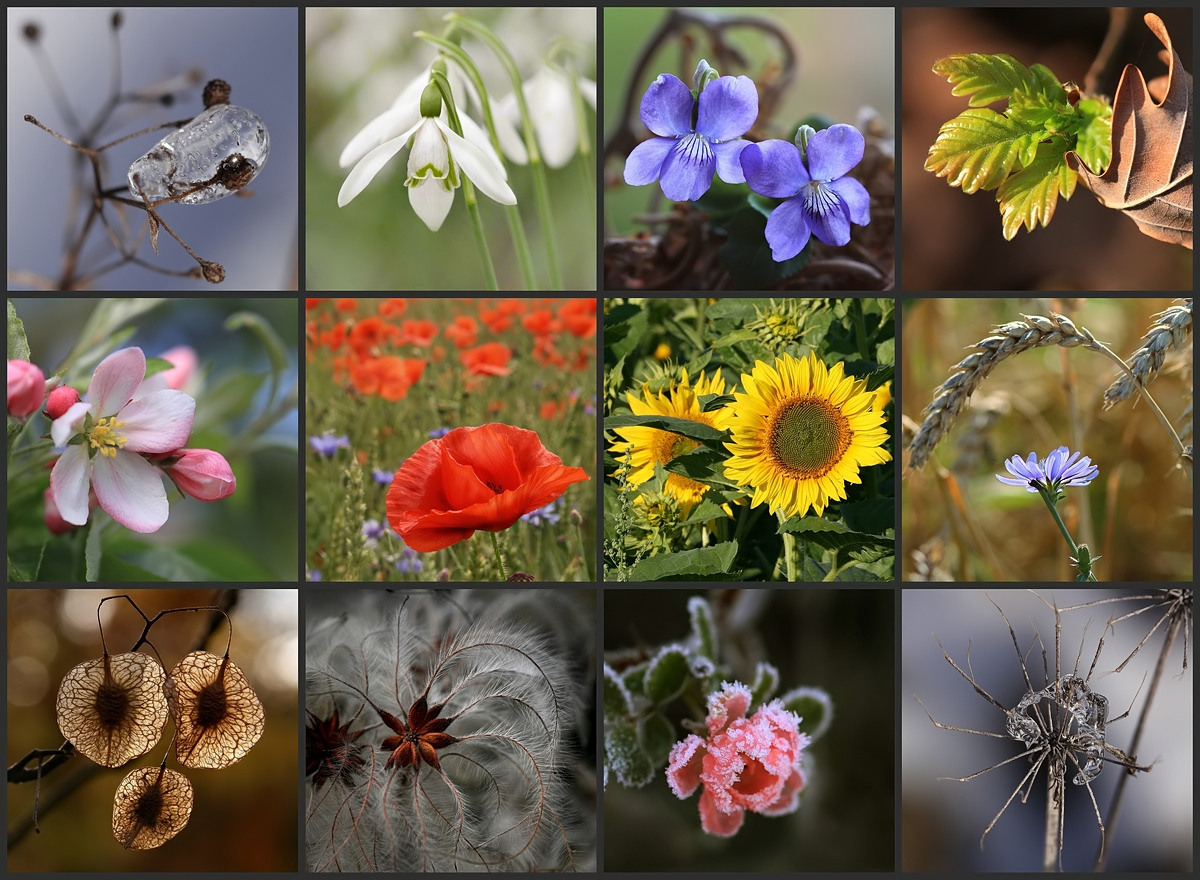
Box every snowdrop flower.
[741,124,871,261]
[338,71,516,231]
[494,64,597,169]
[624,59,758,202]
[50,348,195,533]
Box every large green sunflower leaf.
[626,542,740,581]
[604,414,729,447]
[780,516,892,554]
[925,109,1044,193]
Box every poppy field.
[603,297,895,581]
[305,297,597,582]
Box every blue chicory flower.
[740,124,871,261]
[996,446,1098,493]
[623,61,758,201]
[310,433,350,456]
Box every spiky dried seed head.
[166,650,264,768]
[112,766,194,850]
[56,652,168,767]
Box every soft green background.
[604,7,895,236]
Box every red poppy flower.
[460,342,512,376]
[386,423,589,552]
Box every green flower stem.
[850,298,869,360]
[489,530,508,580]
[572,513,590,581]
[432,71,499,290]
[445,12,563,288]
[778,509,798,582]
[416,30,537,290]
[1034,484,1097,581]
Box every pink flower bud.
[44,385,82,421]
[7,359,46,418]
[163,448,237,501]
[158,345,198,391]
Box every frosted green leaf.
[750,661,780,706]
[604,663,634,718]
[604,721,654,788]
[638,711,676,765]
[782,686,834,742]
[645,646,689,704]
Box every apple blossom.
[159,448,237,501]
[8,359,47,418]
[50,347,195,533]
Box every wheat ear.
[906,313,1102,473]
[1102,298,1193,409]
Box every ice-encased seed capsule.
[128,105,269,205]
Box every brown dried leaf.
[166,650,265,769]
[55,652,168,767]
[112,766,194,850]
[1066,13,1193,248]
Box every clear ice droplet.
[128,105,269,205]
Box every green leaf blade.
[926,109,1045,193]
[997,140,1078,240]
[933,53,1040,107]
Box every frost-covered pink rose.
[666,681,807,837]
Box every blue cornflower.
[623,60,758,202]
[427,426,450,439]
[996,446,1098,493]
[362,518,386,549]
[310,433,350,456]
[741,124,871,261]
[395,545,423,574]
[520,501,561,527]
[372,467,394,486]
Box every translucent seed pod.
[56,652,168,767]
[165,650,265,769]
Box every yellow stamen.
[89,417,128,458]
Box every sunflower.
[610,369,732,516]
[723,352,891,518]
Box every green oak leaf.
[932,54,1064,107]
[997,139,1078,239]
[925,109,1044,192]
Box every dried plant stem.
[907,313,1102,473]
[1096,609,1183,871]
[1045,764,1064,872]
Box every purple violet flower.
[624,61,758,202]
[741,124,871,261]
[310,433,350,456]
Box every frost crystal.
[128,105,269,205]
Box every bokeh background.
[902,297,1192,583]
[8,297,299,581]
[900,7,1192,290]
[604,588,893,871]
[6,588,299,871]
[604,7,894,239]
[305,7,597,291]
[903,588,1192,871]
[7,7,299,290]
